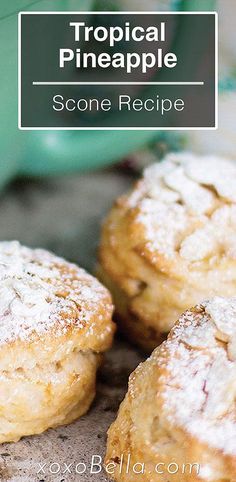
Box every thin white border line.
[32,81,205,86]
[18,12,21,130]
[18,11,218,130]
[19,127,218,131]
[18,11,217,15]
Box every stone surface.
[0,170,133,271]
[0,170,144,482]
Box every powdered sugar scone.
[105,297,236,482]
[98,153,236,351]
[0,241,114,443]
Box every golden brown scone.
[105,297,236,482]
[0,241,114,443]
[98,153,236,351]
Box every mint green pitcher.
[0,0,216,189]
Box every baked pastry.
[105,296,236,482]
[0,241,114,443]
[98,153,236,351]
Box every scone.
[0,241,114,443]
[105,297,236,482]
[98,153,236,351]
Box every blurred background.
[0,0,235,271]
[1,3,235,478]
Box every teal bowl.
[0,0,216,187]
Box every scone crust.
[0,241,114,368]
[0,241,115,443]
[105,297,236,481]
[99,153,236,351]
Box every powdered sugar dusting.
[130,153,236,262]
[164,165,215,215]
[0,241,108,346]
[205,296,236,340]
[137,199,188,258]
[160,297,236,456]
[184,154,236,203]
